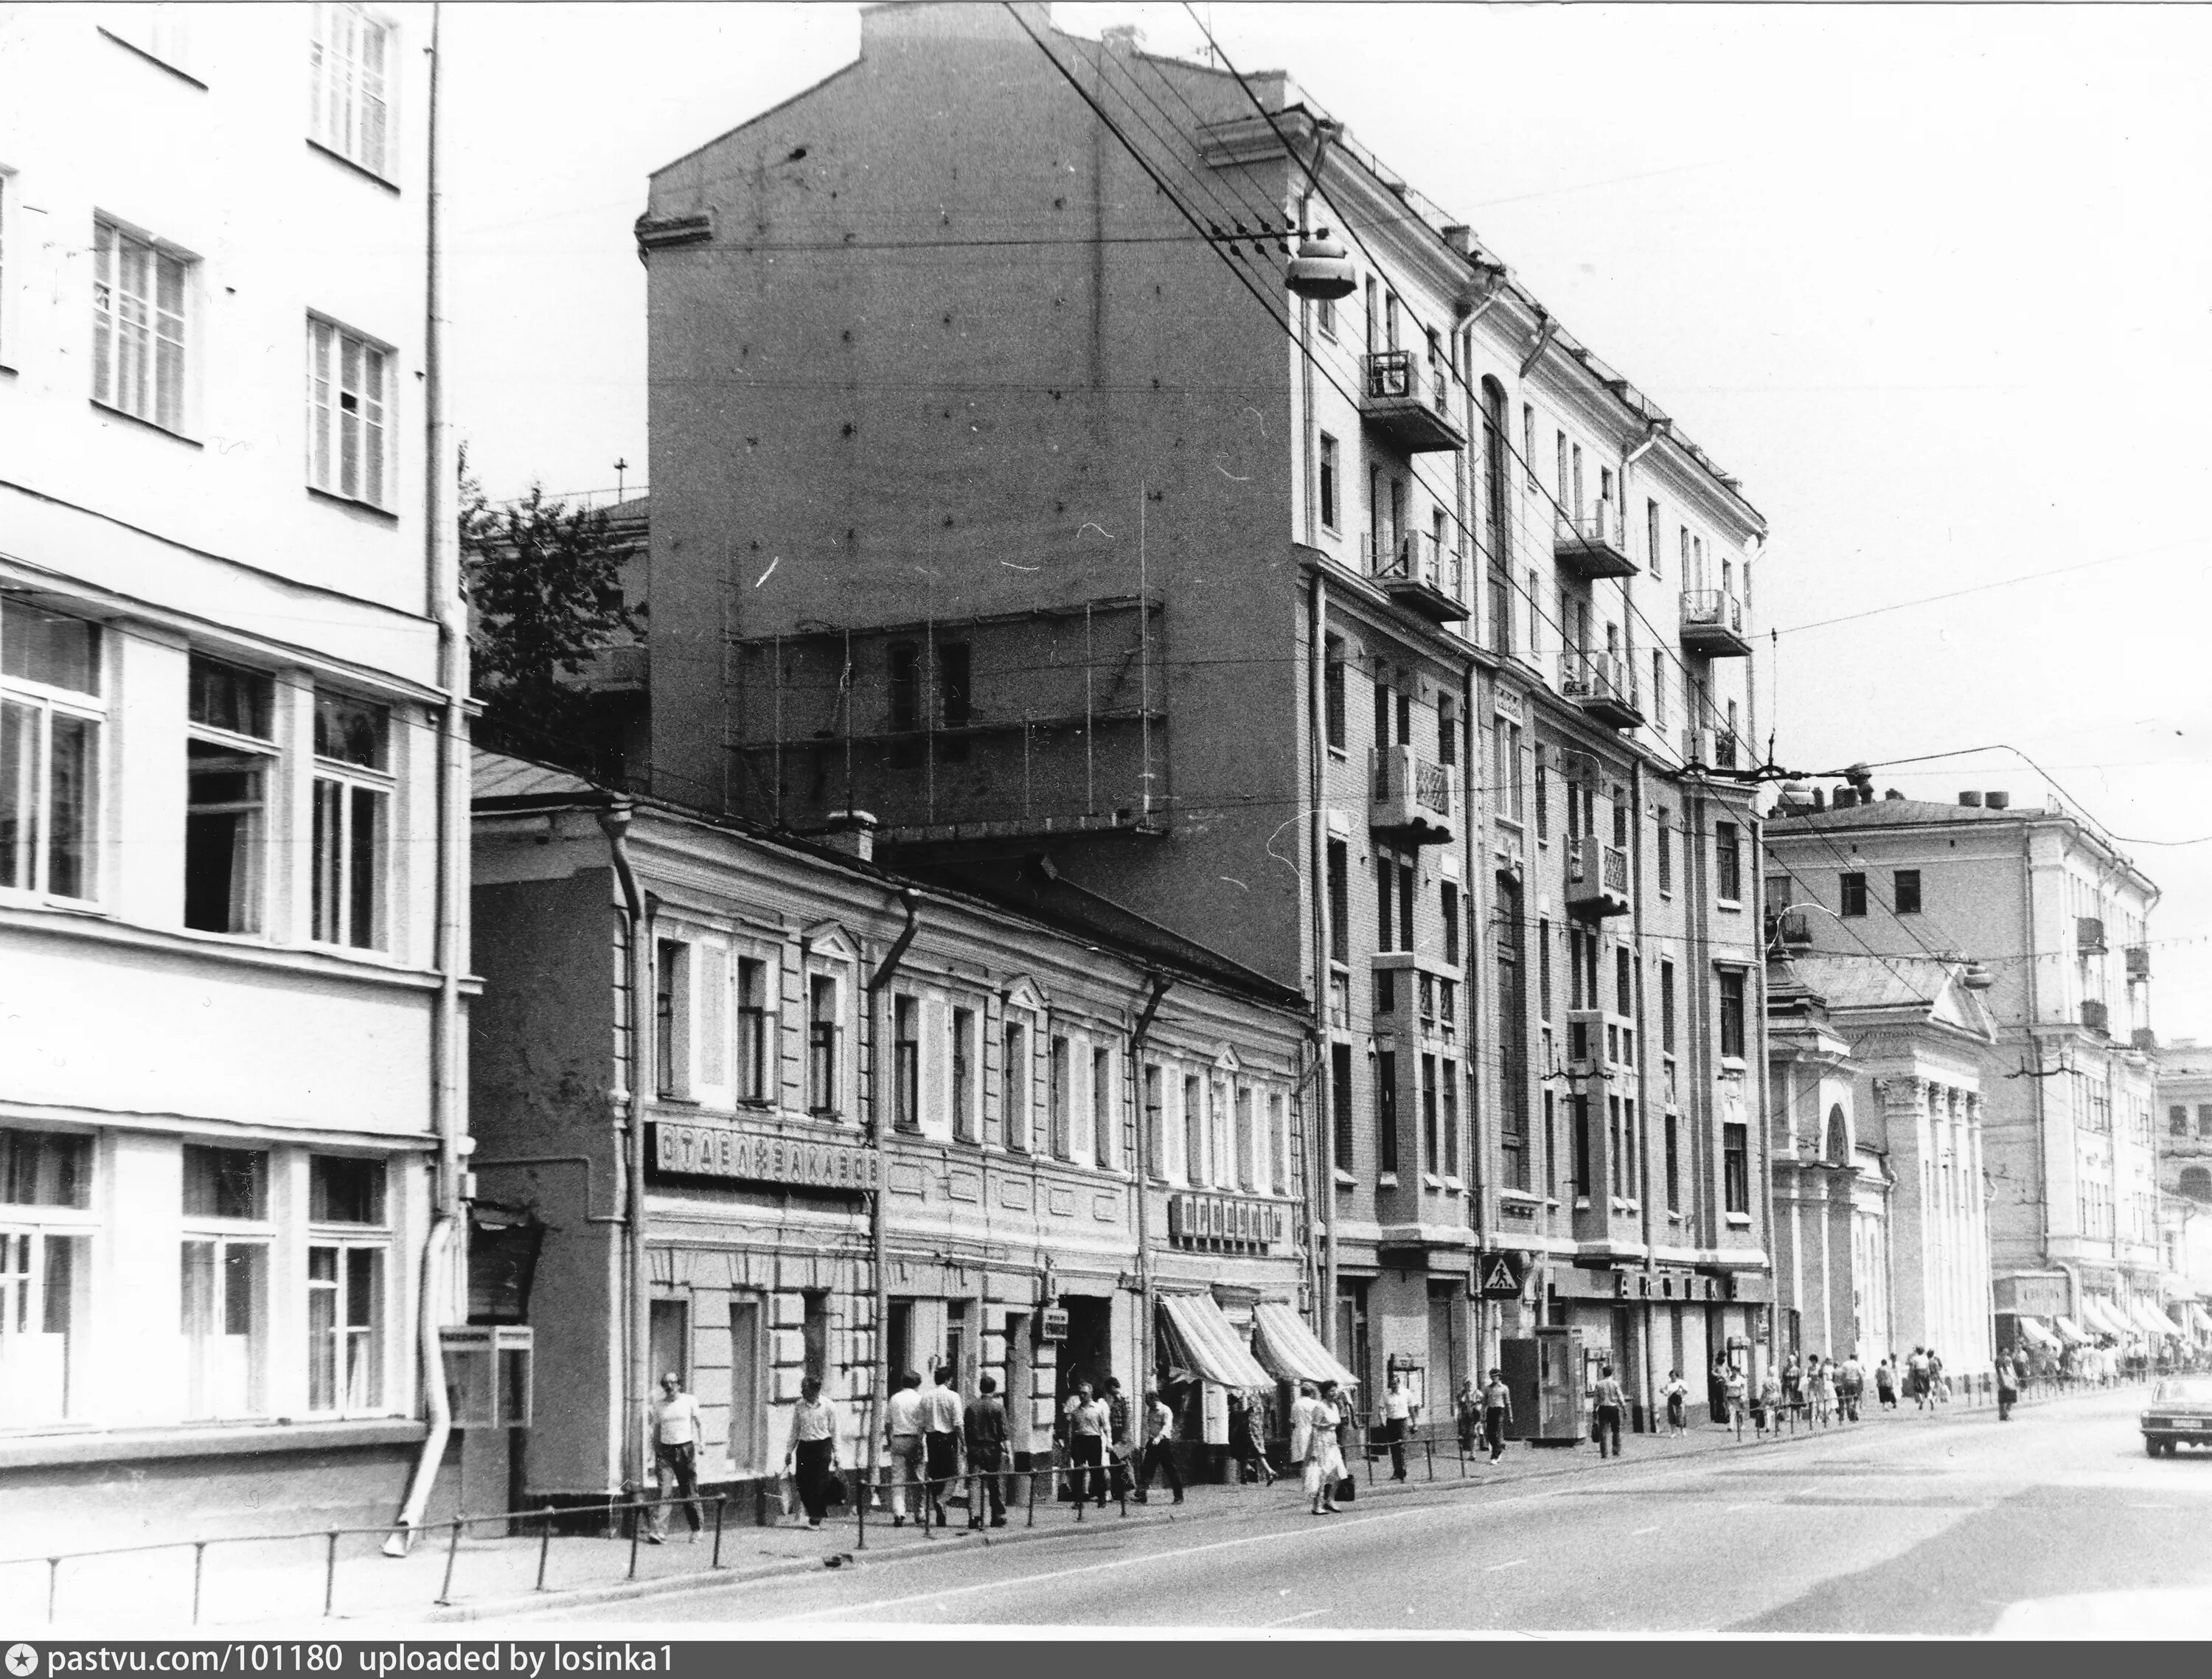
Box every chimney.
[1441,225,1474,255]
[1986,790,2011,810]
[822,810,878,862]
[1811,787,1826,810]
[1885,789,1905,801]
[1958,791,1984,807]
[1832,788,1856,809]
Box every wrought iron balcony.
[1552,501,1638,580]
[1559,651,1644,730]
[1359,351,1465,453]
[1567,835,1631,920]
[1368,744,1456,846]
[1680,590,1750,658]
[1364,531,1469,623]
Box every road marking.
[1486,1558,1528,1572]
[1263,1608,1326,1627]
[766,1502,1442,1621]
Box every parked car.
[2140,1375,2212,1456]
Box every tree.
[460,450,642,777]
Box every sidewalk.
[14,1380,2121,1632]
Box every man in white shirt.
[1131,1387,1184,1504]
[646,1372,703,1543]
[1063,1380,1110,1507]
[1382,1373,1416,1481]
[922,1364,964,1528]
[884,1371,928,1526]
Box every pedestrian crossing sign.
[1478,1256,1523,1298]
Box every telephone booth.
[1500,1327,1585,1445]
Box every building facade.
[2154,1038,2212,1332]
[1766,788,2160,1351]
[471,754,1315,1505]
[0,5,467,1538]
[632,1,1773,1430]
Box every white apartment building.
[0,4,465,1540]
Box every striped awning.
[2132,1299,2180,1338]
[2015,1317,2062,1349]
[1157,1292,1275,1391]
[1252,1301,1360,1389]
[2053,1315,2091,1345]
[2192,1304,2212,1338]
[2085,1297,2133,1339]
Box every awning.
[2053,1315,2091,1345]
[2132,1299,2180,1338]
[2086,1297,2133,1339]
[1157,1292,1276,1391]
[1252,1300,1360,1390]
[2192,1304,2212,1338]
[2015,1317,2061,1349]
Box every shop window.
[727,1299,765,1473]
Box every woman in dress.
[783,1374,839,1530]
[1660,1369,1689,1436]
[1294,1380,1346,1515]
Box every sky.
[442,1,2212,1032]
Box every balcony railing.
[1558,651,1644,730]
[1368,744,1456,845]
[1358,351,1466,453]
[1680,590,1750,658]
[1567,835,1631,919]
[1363,531,1470,623]
[1682,726,1740,770]
[1552,501,1638,580]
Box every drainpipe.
[1307,569,1338,1349]
[389,0,463,1556]
[864,885,922,1494]
[1130,972,1173,1393]
[599,802,652,1503]
[1630,756,1655,1426]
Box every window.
[1537,918,1552,1020]
[1660,961,1677,1054]
[1646,500,1662,576]
[2172,1105,2190,1138]
[1664,1114,1680,1212]
[894,995,921,1132]
[1,603,102,903]
[1377,1051,1399,1176]
[310,1155,385,1224]
[1508,723,1526,822]
[1526,569,1543,658]
[1324,638,1346,751]
[1441,882,1459,967]
[1315,292,1337,340]
[1003,1020,1029,1151]
[653,939,689,1098]
[1182,1073,1203,1184]
[101,5,195,75]
[309,3,393,178]
[887,642,920,732]
[1376,849,1394,953]
[310,691,390,950]
[1534,762,1548,842]
[1439,698,1458,768]
[1234,1085,1254,1191]
[1522,403,1537,491]
[1331,1043,1354,1172]
[1441,1059,1460,1178]
[936,641,972,762]
[1894,869,1922,916]
[1211,1077,1231,1189]
[1612,790,1630,849]
[1048,1035,1071,1160]
[1319,434,1340,530]
[1142,1063,1164,1175]
[1718,970,1747,1061]
[306,318,392,507]
[1571,1095,1591,1197]
[1,1230,88,1425]
[184,656,275,935]
[1399,860,1415,952]
[184,1145,267,1220]
[1652,652,1666,729]
[1326,839,1349,965]
[2199,1104,2212,1140]
[1655,809,1672,894]
[181,1145,269,1419]
[1556,431,1570,507]
[1488,574,1512,656]
[1373,678,1391,752]
[1715,821,1742,903]
[951,1008,977,1141]
[307,1243,384,1413]
[1092,1046,1113,1169]
[1723,1122,1749,1214]
[1615,945,1632,1018]
[0,170,10,366]
[807,974,839,1114]
[1419,1054,1439,1176]
[1840,872,1868,918]
[737,958,771,1103]
[1,1128,91,1209]
[92,220,187,431]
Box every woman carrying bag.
[785,1375,840,1531]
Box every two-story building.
[0,4,467,1540]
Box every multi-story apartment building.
[471,753,1316,1506]
[2154,1038,2212,1330]
[1766,951,1998,1377]
[1766,787,2161,1349]
[0,7,467,1537]
[633,1,1771,1427]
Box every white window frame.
[91,219,191,434]
[309,690,393,953]
[0,603,105,908]
[308,3,396,181]
[184,655,279,939]
[1001,1012,1034,1153]
[306,316,393,510]
[1090,1043,1115,1172]
[180,1167,274,1422]
[305,1153,392,1419]
[0,1127,97,1432]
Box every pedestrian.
[644,1370,703,1543]
[1876,1357,1897,1411]
[1593,1363,1626,1459]
[1928,1349,1948,1404]
[961,1372,1010,1529]
[1481,1367,1513,1461]
[1708,1354,1730,1425]
[1231,1391,1275,1487]
[1294,1380,1346,1514]
[1840,1354,1865,1422]
[783,1374,839,1531]
[1062,1379,1110,1506]
[1455,1378,1482,1459]
[1782,1351,1803,1414]
[1907,1346,1932,1411]
[1723,1361,1748,1438]
[922,1362,962,1528]
[1660,1368,1689,1436]
[1809,1357,1833,1427]
[1382,1372,1414,1481]
[1133,1386,1186,1504]
[1756,1366,1781,1437]
[1996,1354,2018,1422]
[884,1369,927,1526]
[1105,1376,1135,1500]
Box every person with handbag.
[1295,1380,1346,1514]
[1659,1368,1689,1437]
[784,1375,839,1532]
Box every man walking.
[1907,1346,1932,1411]
[1133,1386,1186,1504]
[1481,1367,1513,1463]
[884,1369,927,1526]
[1382,1372,1414,1481]
[1593,1363,1627,1459]
[645,1371,703,1543]
[1996,1353,2018,1422]
[962,1373,1009,1528]
[922,1363,963,1528]
[1104,1376,1135,1500]
[1065,1379,1110,1507]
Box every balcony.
[1552,502,1638,580]
[1359,351,1465,453]
[1765,909,1812,949]
[2126,944,2151,981]
[1365,530,1469,623]
[1680,590,1750,658]
[1567,835,1630,920]
[2082,998,2110,1035]
[1368,744,1457,846]
[1559,652,1644,730]
[2078,917,2107,956]
[1681,726,1741,771]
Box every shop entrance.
[1054,1296,1113,1407]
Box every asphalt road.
[505,1387,2212,1634]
